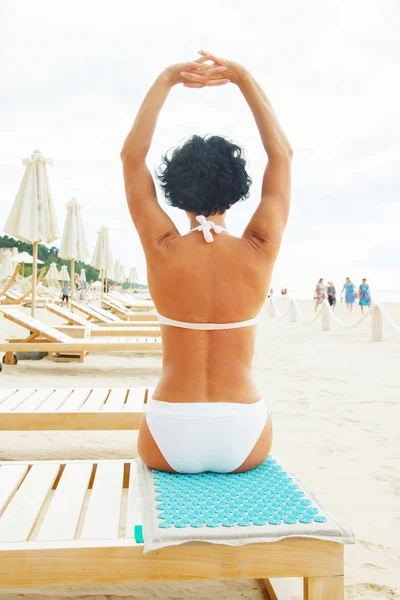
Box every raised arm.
[121,59,229,252]
[184,51,292,256]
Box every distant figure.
[358,278,371,313]
[61,282,70,306]
[314,278,326,312]
[342,277,356,312]
[103,279,110,294]
[74,273,84,301]
[326,282,336,311]
[281,288,285,296]
[283,288,288,295]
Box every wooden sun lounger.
[107,291,155,310]
[0,264,21,298]
[0,458,344,598]
[102,297,156,320]
[0,267,46,306]
[0,307,162,367]
[71,301,158,324]
[45,303,161,337]
[0,387,149,430]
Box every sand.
[0,299,399,599]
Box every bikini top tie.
[189,215,228,243]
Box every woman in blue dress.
[341,277,356,312]
[358,278,371,313]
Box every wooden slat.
[36,463,92,541]
[125,461,141,539]
[0,389,17,405]
[58,389,92,412]
[0,389,35,412]
[36,389,73,412]
[102,389,128,412]
[124,388,146,412]
[79,389,110,412]
[14,389,55,412]
[0,463,59,542]
[80,462,124,540]
[0,464,29,515]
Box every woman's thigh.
[137,415,176,472]
[232,414,273,473]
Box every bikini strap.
[190,215,228,243]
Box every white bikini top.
[156,216,260,331]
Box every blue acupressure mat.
[136,456,356,553]
[152,457,327,529]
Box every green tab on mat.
[134,525,144,543]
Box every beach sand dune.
[0,300,399,599]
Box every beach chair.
[45,303,161,337]
[0,387,149,430]
[0,267,46,306]
[70,300,159,325]
[107,291,155,310]
[102,297,155,320]
[0,307,161,367]
[0,264,21,298]
[0,458,347,598]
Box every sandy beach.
[0,298,399,599]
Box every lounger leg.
[4,352,17,365]
[303,575,344,599]
[262,578,278,600]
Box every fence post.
[270,298,275,318]
[321,302,330,331]
[371,304,383,341]
[290,300,297,323]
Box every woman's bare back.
[148,229,273,404]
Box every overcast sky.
[1,0,399,292]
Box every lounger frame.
[0,459,344,599]
[0,387,148,430]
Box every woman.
[342,277,356,312]
[326,282,336,311]
[121,51,292,474]
[358,278,371,313]
[314,278,326,311]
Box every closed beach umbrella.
[58,198,89,303]
[91,225,113,298]
[113,260,125,284]
[2,250,14,278]
[59,265,70,282]
[128,266,138,290]
[80,268,86,282]
[3,149,60,316]
[11,251,44,278]
[45,262,59,286]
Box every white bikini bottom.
[145,398,267,474]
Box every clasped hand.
[166,50,244,88]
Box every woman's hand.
[164,54,230,88]
[181,50,247,87]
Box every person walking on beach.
[358,278,371,313]
[314,278,326,311]
[326,282,336,311]
[121,50,292,474]
[74,273,84,301]
[341,277,356,312]
[61,282,70,307]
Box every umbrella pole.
[22,262,25,278]
[31,242,38,318]
[101,269,105,301]
[70,258,75,309]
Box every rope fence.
[267,297,400,342]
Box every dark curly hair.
[155,135,252,217]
